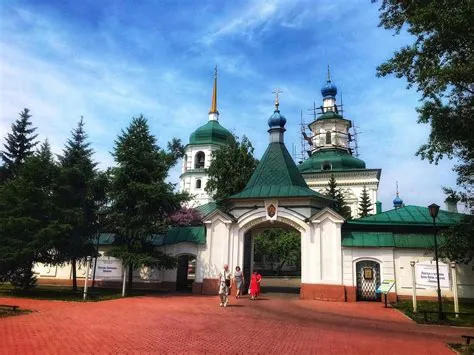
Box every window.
[195,179,202,189]
[325,131,332,144]
[322,161,332,171]
[195,151,205,168]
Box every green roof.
[348,205,464,227]
[97,226,206,246]
[298,148,366,173]
[311,111,351,123]
[196,202,219,217]
[189,120,233,146]
[342,231,444,248]
[229,142,331,200]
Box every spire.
[327,64,331,82]
[209,66,219,119]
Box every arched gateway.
[190,96,351,301]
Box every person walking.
[256,272,262,299]
[249,271,260,300]
[234,266,244,299]
[218,264,232,307]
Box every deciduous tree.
[206,135,258,202]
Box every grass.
[0,283,171,302]
[0,284,123,302]
[394,299,474,327]
[0,307,31,318]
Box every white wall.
[342,248,395,287]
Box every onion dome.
[393,194,403,208]
[321,80,337,99]
[268,109,287,128]
[393,182,403,208]
[268,89,286,128]
[189,121,233,145]
[321,65,337,98]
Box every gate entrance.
[356,260,381,301]
[176,254,196,292]
[243,224,301,296]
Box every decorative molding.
[241,215,305,233]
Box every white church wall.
[393,249,474,299]
[199,219,231,280]
[342,247,395,287]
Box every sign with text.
[415,263,449,289]
[92,258,123,279]
[376,280,395,294]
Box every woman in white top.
[218,264,232,307]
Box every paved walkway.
[0,295,469,354]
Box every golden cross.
[272,88,283,109]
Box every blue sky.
[0,0,460,211]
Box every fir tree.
[0,140,66,288]
[106,115,185,293]
[1,108,38,182]
[55,118,100,292]
[325,174,352,219]
[358,185,373,218]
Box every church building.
[33,69,473,304]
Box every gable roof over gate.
[229,142,332,200]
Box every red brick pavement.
[0,294,470,354]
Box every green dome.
[298,148,366,172]
[189,120,233,146]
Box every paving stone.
[0,295,465,354]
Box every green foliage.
[54,118,102,291]
[439,216,474,264]
[1,108,38,182]
[358,186,373,218]
[254,229,300,275]
[325,174,352,219]
[106,115,184,292]
[0,141,69,289]
[374,0,474,206]
[205,135,258,202]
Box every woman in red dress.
[249,271,262,300]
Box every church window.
[195,151,205,168]
[195,179,202,189]
[326,131,332,145]
[322,161,332,171]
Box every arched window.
[326,131,332,145]
[195,151,205,168]
[195,179,202,189]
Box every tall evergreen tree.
[325,174,352,219]
[0,141,67,288]
[206,135,258,201]
[358,186,373,218]
[55,118,100,291]
[1,108,38,182]
[107,115,185,293]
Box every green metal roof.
[97,226,206,246]
[229,142,331,200]
[298,148,366,173]
[348,205,464,227]
[342,231,444,248]
[188,121,233,146]
[196,202,219,217]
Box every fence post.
[451,262,459,318]
[410,261,417,313]
[122,263,127,297]
[83,256,91,300]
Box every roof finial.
[327,65,331,82]
[396,181,399,196]
[272,88,283,111]
[209,65,218,115]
